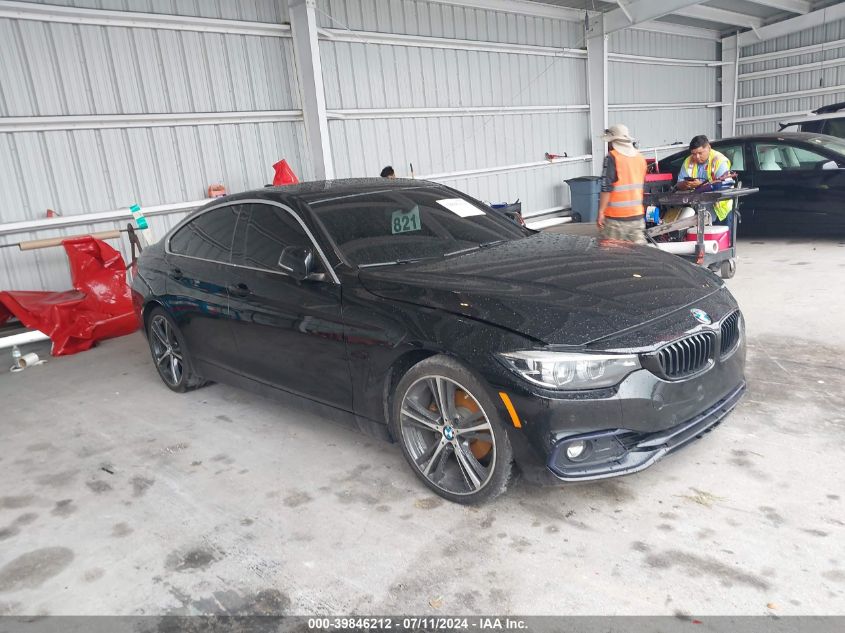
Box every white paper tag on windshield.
[438,198,485,218]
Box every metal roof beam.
[737,2,845,45]
[603,0,707,35]
[684,5,764,28]
[424,0,589,22]
[741,0,810,14]
[634,19,721,39]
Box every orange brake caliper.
[455,390,492,460]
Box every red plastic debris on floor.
[0,237,139,356]
[272,159,300,186]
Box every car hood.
[357,232,723,346]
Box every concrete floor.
[0,237,843,617]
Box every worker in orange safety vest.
[596,124,648,245]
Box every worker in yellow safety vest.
[597,124,648,244]
[677,135,734,225]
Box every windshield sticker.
[437,198,486,218]
[391,206,422,234]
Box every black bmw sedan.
[131,179,746,504]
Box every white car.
[779,102,845,139]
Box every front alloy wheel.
[392,355,514,504]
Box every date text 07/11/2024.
[307,617,528,630]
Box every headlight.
[498,351,640,390]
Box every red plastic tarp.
[0,237,139,356]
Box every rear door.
[227,202,353,411]
[745,140,844,230]
[164,204,244,372]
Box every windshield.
[307,187,528,267]
[806,135,845,156]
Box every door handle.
[169,267,183,280]
[228,283,251,298]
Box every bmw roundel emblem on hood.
[691,308,712,325]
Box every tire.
[389,354,514,505]
[720,258,737,279]
[145,307,206,393]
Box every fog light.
[566,440,588,461]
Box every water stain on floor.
[0,527,19,542]
[759,506,785,527]
[644,549,770,591]
[83,568,105,583]
[0,496,34,510]
[0,547,74,592]
[112,522,134,538]
[165,547,222,572]
[13,513,38,526]
[25,443,53,453]
[164,587,291,616]
[282,491,313,508]
[50,500,76,518]
[86,480,113,494]
[131,476,155,498]
[35,470,79,488]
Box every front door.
[227,202,353,411]
[164,204,244,372]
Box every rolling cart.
[644,187,758,279]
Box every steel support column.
[721,34,739,138]
[586,14,607,177]
[289,0,334,180]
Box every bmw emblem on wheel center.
[691,308,712,324]
[443,425,455,441]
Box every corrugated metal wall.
[315,0,583,45]
[0,0,306,290]
[737,16,845,134]
[317,0,592,213]
[0,0,727,292]
[608,29,721,147]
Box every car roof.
[213,178,449,207]
[714,132,837,143]
[779,111,845,125]
[659,132,844,163]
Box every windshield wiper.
[444,239,508,257]
[358,256,438,268]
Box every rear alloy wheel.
[146,307,204,393]
[391,355,513,504]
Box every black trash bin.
[565,176,602,223]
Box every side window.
[754,143,830,171]
[799,121,824,134]
[169,206,239,262]
[717,144,744,171]
[823,118,845,139]
[242,204,320,272]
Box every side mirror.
[278,246,316,281]
[821,160,839,170]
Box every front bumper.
[494,329,746,485]
[547,381,745,481]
